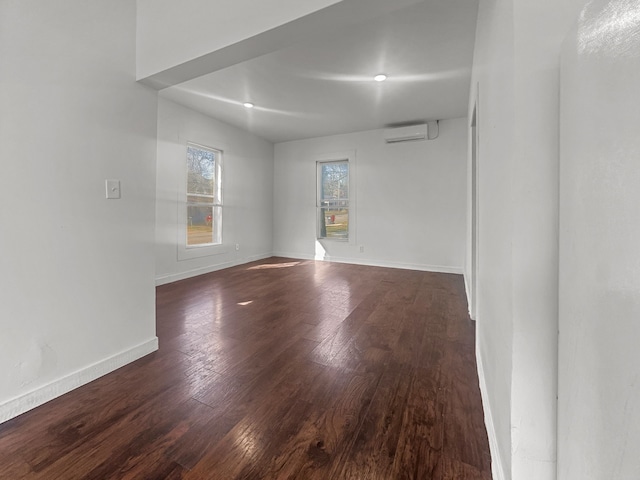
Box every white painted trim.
[463,272,478,321]
[464,272,472,315]
[476,348,506,480]
[272,251,464,275]
[158,250,464,286]
[0,337,158,424]
[271,251,316,261]
[315,150,358,245]
[327,256,463,274]
[155,252,273,285]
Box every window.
[317,160,349,240]
[186,143,222,247]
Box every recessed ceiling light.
[374,74,388,82]
[243,102,254,108]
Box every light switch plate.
[105,179,121,199]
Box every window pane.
[187,205,213,245]
[320,207,349,239]
[321,162,348,201]
[187,146,215,196]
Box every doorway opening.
[470,96,479,321]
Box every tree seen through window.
[318,161,349,239]
[186,144,222,246]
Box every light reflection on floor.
[247,261,301,270]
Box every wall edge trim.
[272,251,464,274]
[0,337,158,424]
[155,253,273,286]
[477,348,506,480]
[463,272,475,320]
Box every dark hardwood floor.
[0,257,492,479]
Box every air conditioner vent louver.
[384,124,428,143]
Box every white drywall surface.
[273,119,467,273]
[136,0,342,80]
[469,0,589,478]
[155,98,274,284]
[0,0,158,414]
[467,0,516,474]
[558,0,640,478]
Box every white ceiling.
[159,0,478,144]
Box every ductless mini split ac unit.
[383,122,438,143]
[383,124,427,143]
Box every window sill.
[317,237,350,242]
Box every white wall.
[467,0,515,475]
[469,0,587,478]
[136,0,341,80]
[509,2,586,479]
[155,98,274,285]
[0,0,158,422]
[558,1,640,478]
[274,119,467,272]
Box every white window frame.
[177,142,225,261]
[316,151,356,243]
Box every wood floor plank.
[440,343,493,473]
[434,454,493,480]
[182,398,314,479]
[335,362,413,479]
[6,350,192,474]
[33,385,195,479]
[0,257,491,480]
[391,365,446,480]
[278,371,382,480]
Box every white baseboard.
[464,272,471,306]
[476,348,506,480]
[271,251,316,261]
[0,337,158,424]
[272,251,464,275]
[169,250,464,278]
[155,252,273,286]
[330,256,464,275]
[463,272,475,321]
